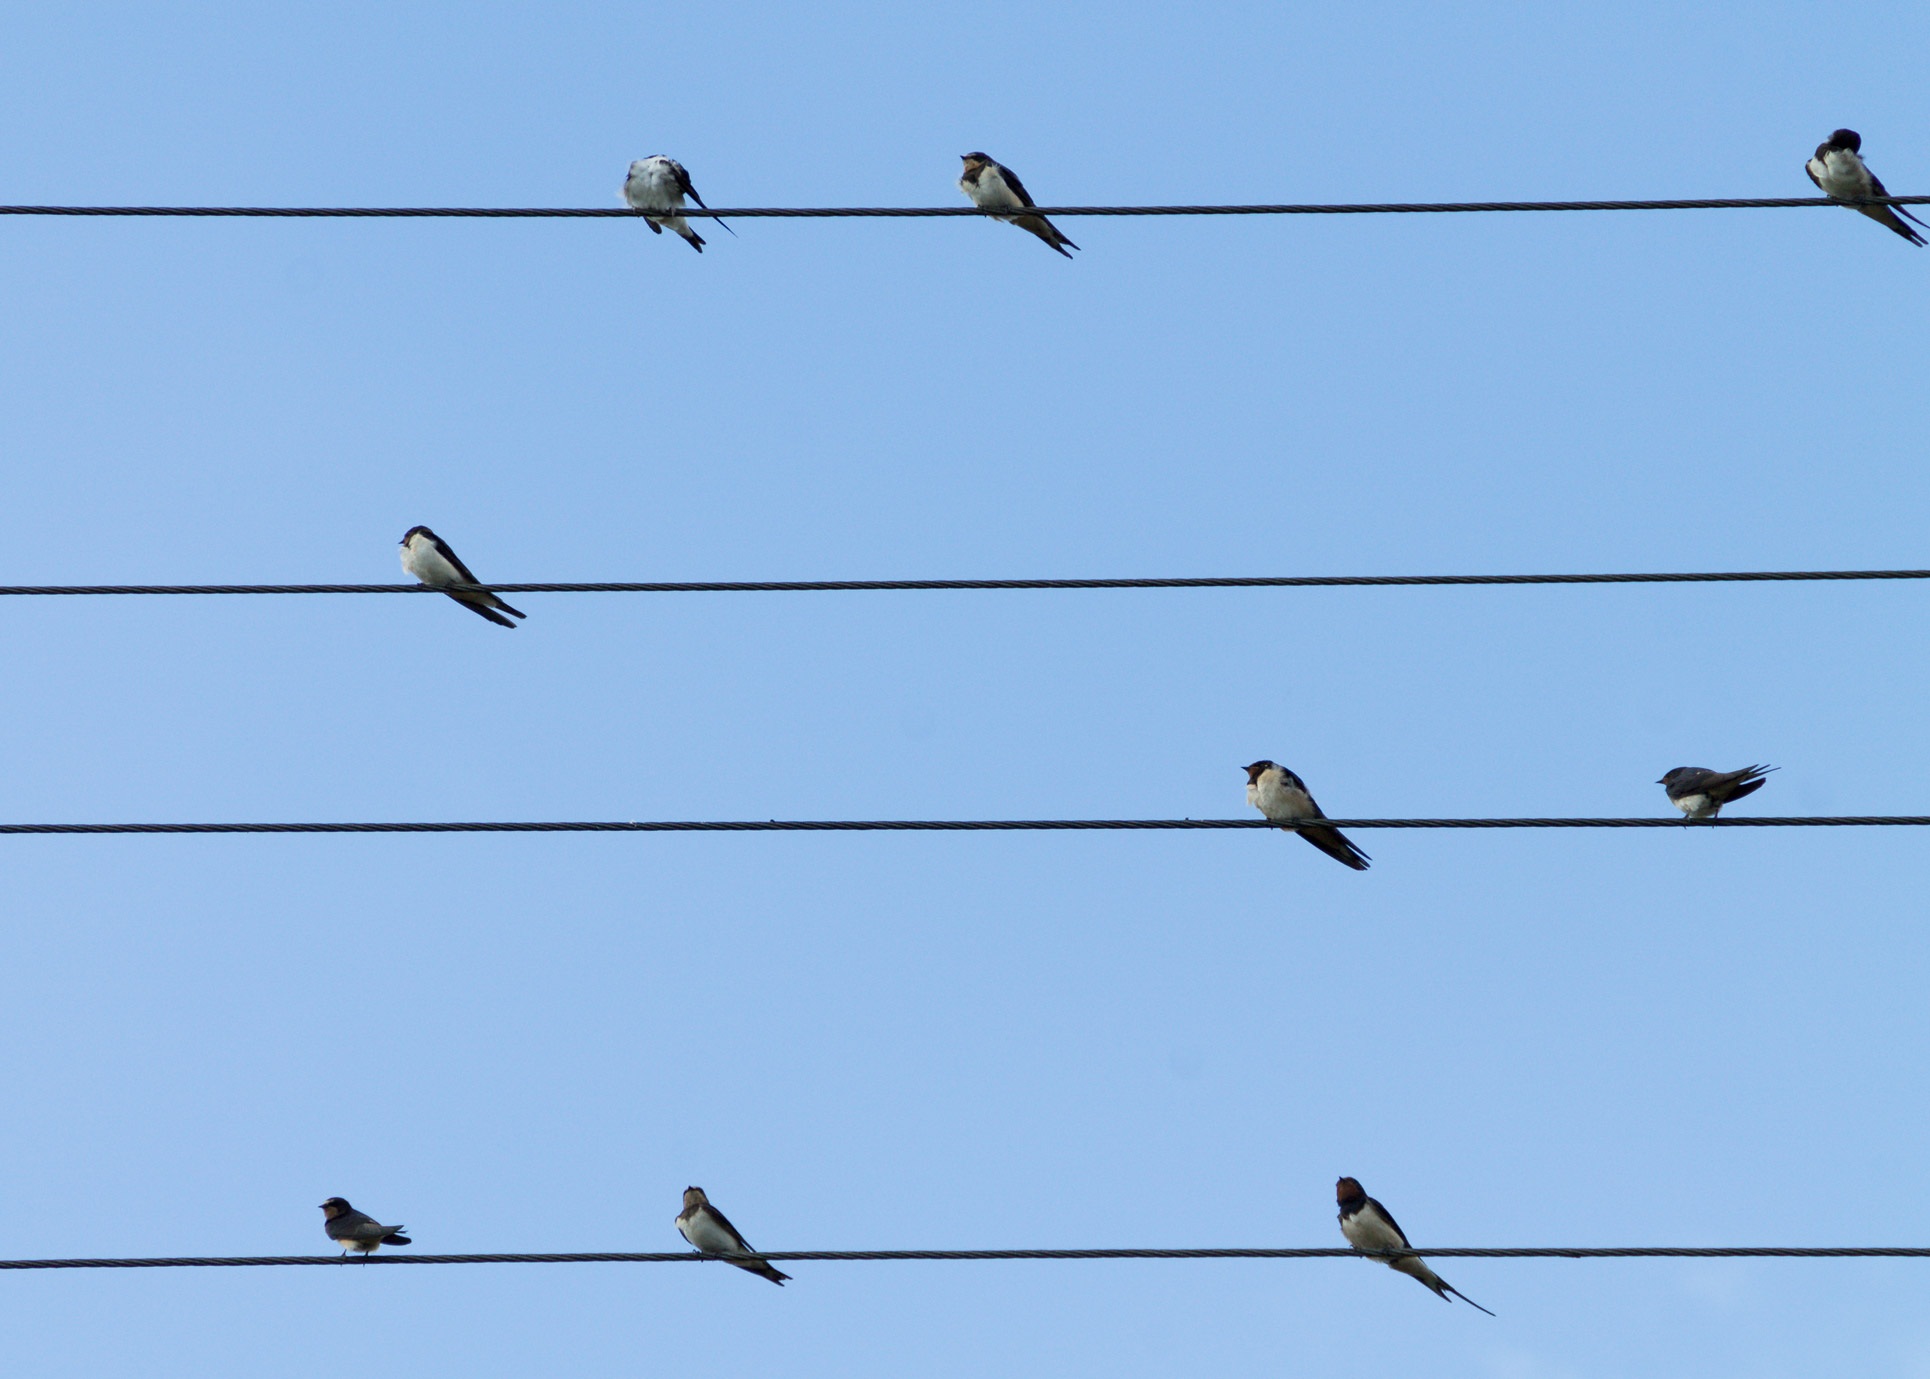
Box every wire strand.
[0,818,1921,836]
[0,196,1925,220]
[2,568,1928,597]
[2,1245,1926,1270]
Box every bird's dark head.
[400,525,434,547]
[320,1198,352,1219]
[1335,1177,1366,1205]
[1657,767,1693,787]
[682,1186,709,1209]
[1827,128,1863,152]
[1243,761,1276,784]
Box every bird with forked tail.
[676,1186,791,1285]
[958,153,1079,258]
[1243,761,1370,870]
[1336,1177,1492,1315]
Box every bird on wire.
[676,1186,791,1285]
[399,526,526,628]
[1806,129,1926,245]
[320,1197,412,1257]
[1243,760,1371,870]
[1336,1177,1492,1315]
[1657,764,1777,820]
[958,152,1080,257]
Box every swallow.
[399,525,526,628]
[1243,761,1370,870]
[1806,129,1926,246]
[1336,1177,1492,1315]
[957,153,1079,258]
[320,1197,412,1256]
[676,1186,790,1285]
[1657,764,1777,820]
[622,156,725,252]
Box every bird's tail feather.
[382,1233,412,1247]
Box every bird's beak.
[1654,778,1665,784]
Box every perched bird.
[399,525,526,629]
[1336,1177,1492,1315]
[1243,761,1370,870]
[1657,764,1777,820]
[1806,129,1926,246]
[957,153,1079,258]
[676,1186,790,1285]
[622,155,722,252]
[320,1197,412,1256]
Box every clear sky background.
[0,1,1926,1374]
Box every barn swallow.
[399,526,526,628]
[1806,129,1926,245]
[1336,1177,1492,1315]
[623,156,726,252]
[320,1197,412,1256]
[1657,764,1777,820]
[1243,761,1370,870]
[957,153,1079,257]
[676,1186,790,1285]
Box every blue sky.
[1,1,1927,1375]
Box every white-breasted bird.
[1657,764,1776,820]
[320,1197,412,1256]
[957,153,1079,258]
[622,155,721,252]
[1336,1177,1492,1315]
[1805,129,1926,246]
[1243,760,1370,870]
[399,525,526,629]
[676,1186,790,1285]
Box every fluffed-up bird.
[623,155,720,252]
[1657,764,1777,820]
[1806,129,1926,246]
[399,525,526,628]
[1336,1177,1492,1315]
[321,1197,412,1256]
[676,1186,791,1285]
[958,153,1079,257]
[1244,761,1370,870]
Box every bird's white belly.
[404,544,461,586]
[967,173,1025,214]
[1814,153,1871,199]
[1341,1211,1404,1254]
[1674,793,1712,818]
[682,1217,739,1254]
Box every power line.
[0,196,1925,220]
[2,1245,1927,1270]
[2,567,1928,597]
[0,817,1921,836]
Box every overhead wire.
[3,1244,1928,1270]
[0,196,1925,220]
[1,567,1928,597]
[0,817,1921,836]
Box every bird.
[320,1197,412,1256]
[1657,764,1777,820]
[957,153,1079,258]
[1243,761,1370,870]
[622,156,722,253]
[1805,129,1926,246]
[1336,1177,1492,1315]
[676,1186,790,1285]
[399,526,526,628]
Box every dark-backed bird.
[676,1186,790,1285]
[958,153,1079,257]
[1243,760,1370,870]
[1657,764,1776,820]
[320,1197,412,1256]
[1806,129,1926,245]
[1336,1177,1492,1315]
[399,525,526,628]
[623,155,719,252]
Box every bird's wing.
[1868,170,1928,226]
[996,163,1040,208]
